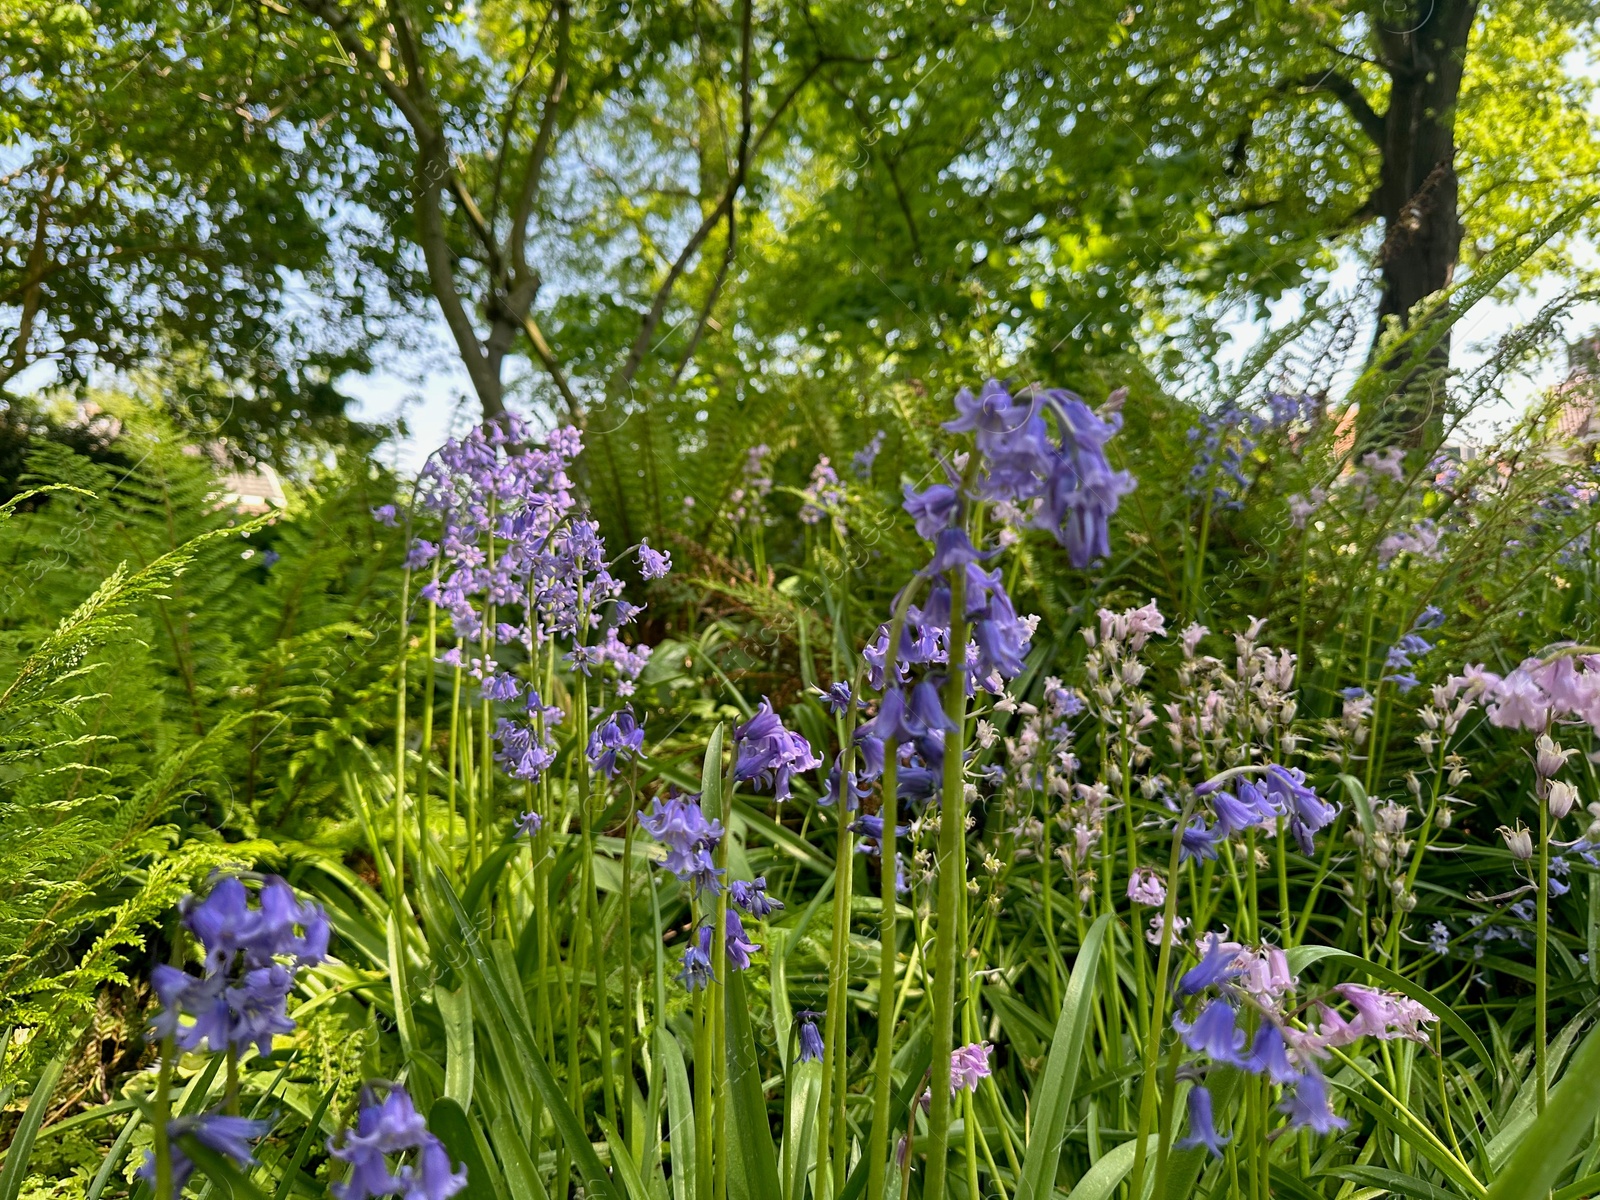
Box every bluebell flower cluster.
[329,1084,467,1200]
[727,444,773,526]
[942,380,1134,569]
[1186,405,1259,510]
[731,876,783,918]
[1188,764,1339,858]
[587,706,645,778]
[405,416,659,788]
[798,455,847,527]
[1381,606,1444,693]
[150,875,329,1057]
[733,698,821,801]
[637,793,725,896]
[853,430,886,477]
[1172,933,1440,1155]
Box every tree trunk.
[1359,0,1478,443]
[1370,0,1478,349]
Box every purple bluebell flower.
[734,699,822,800]
[857,688,920,745]
[515,810,542,838]
[587,706,645,778]
[1243,1022,1299,1084]
[155,876,328,1056]
[730,877,783,918]
[1175,1085,1230,1157]
[796,1010,825,1063]
[1264,765,1338,853]
[822,754,871,810]
[405,539,438,569]
[902,483,960,539]
[372,505,399,527]
[331,1085,467,1200]
[1276,1068,1347,1133]
[724,909,761,970]
[850,814,910,841]
[139,1113,270,1194]
[1414,605,1445,630]
[924,528,991,576]
[1174,999,1248,1065]
[1179,817,1223,864]
[815,681,860,715]
[637,540,671,580]
[678,929,717,990]
[1210,778,1276,837]
[1033,390,1136,568]
[854,430,886,477]
[1177,934,1244,996]
[949,1042,993,1092]
[854,731,886,780]
[639,793,724,893]
[908,679,957,734]
[480,672,521,702]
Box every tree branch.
[1296,69,1386,144]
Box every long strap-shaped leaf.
[0,1048,71,1200]
[1015,912,1112,1200]
[724,968,782,1200]
[1486,1017,1600,1200]
[1062,1134,1157,1200]
[440,871,624,1200]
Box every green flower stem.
[1128,794,1196,1200]
[812,799,853,1200]
[394,565,410,908]
[922,564,969,1200]
[714,758,736,1200]
[621,770,638,1152]
[694,982,713,1200]
[1537,774,1550,1113]
[445,653,463,873]
[153,1043,174,1200]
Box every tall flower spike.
[733,698,821,801]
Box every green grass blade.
[1015,912,1111,1200]
[439,870,623,1200]
[1329,1165,1462,1200]
[1061,1134,1156,1200]
[659,1026,696,1200]
[599,1117,655,1200]
[490,1114,552,1200]
[270,1084,337,1200]
[85,1109,141,1200]
[438,983,475,1110]
[724,968,781,1200]
[0,1046,72,1200]
[1485,1017,1600,1200]
[700,723,725,821]
[429,1097,508,1200]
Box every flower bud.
[1498,823,1533,861]
[1548,779,1579,821]
[1535,734,1573,778]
